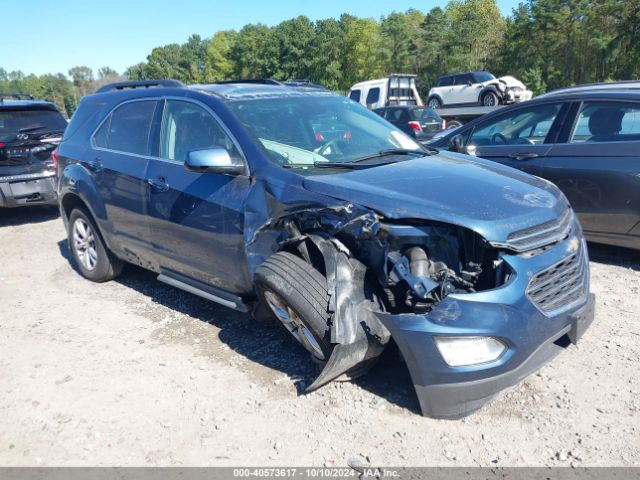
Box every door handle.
[87,158,103,172]
[509,152,540,161]
[147,176,169,192]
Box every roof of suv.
[93,79,334,102]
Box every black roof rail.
[0,93,35,102]
[95,79,184,94]
[214,79,283,86]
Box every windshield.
[229,95,422,167]
[474,72,496,83]
[0,108,67,136]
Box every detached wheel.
[68,207,124,282]
[255,252,333,361]
[482,91,499,107]
[427,97,441,109]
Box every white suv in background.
[427,71,532,109]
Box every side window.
[469,103,563,146]
[437,77,452,87]
[366,88,380,106]
[570,102,640,143]
[94,101,157,155]
[349,89,361,103]
[93,116,110,148]
[160,100,240,162]
[454,74,472,85]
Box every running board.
[157,272,250,312]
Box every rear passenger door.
[145,98,252,293]
[540,100,640,241]
[92,99,159,263]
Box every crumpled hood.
[498,75,527,90]
[302,152,566,243]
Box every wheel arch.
[478,86,502,104]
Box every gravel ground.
[0,206,638,467]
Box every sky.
[1,0,521,77]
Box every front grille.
[526,245,588,316]
[503,208,573,252]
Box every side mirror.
[449,134,464,152]
[185,148,245,175]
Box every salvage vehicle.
[0,93,66,207]
[429,89,640,250]
[56,79,595,418]
[349,75,422,109]
[427,72,532,109]
[373,105,445,141]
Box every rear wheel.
[68,208,124,282]
[255,252,333,361]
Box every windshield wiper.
[349,148,428,164]
[18,124,47,133]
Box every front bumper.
[0,171,57,207]
[375,235,595,419]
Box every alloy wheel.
[72,218,98,271]
[263,290,326,360]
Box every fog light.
[434,336,506,367]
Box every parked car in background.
[427,72,532,109]
[429,90,640,250]
[56,79,594,419]
[539,80,640,97]
[373,105,445,140]
[0,93,66,208]
[349,74,422,109]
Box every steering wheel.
[491,132,509,145]
[318,138,344,157]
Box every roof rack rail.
[283,79,327,89]
[95,79,184,94]
[0,93,35,102]
[214,79,283,86]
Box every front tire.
[427,97,442,109]
[482,91,499,107]
[255,252,333,361]
[68,207,124,282]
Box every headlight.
[434,336,507,366]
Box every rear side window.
[570,102,640,143]
[366,88,380,106]
[349,89,361,103]
[93,100,157,155]
[437,77,453,87]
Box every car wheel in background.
[255,251,333,362]
[68,207,124,282]
[482,91,499,107]
[427,97,442,109]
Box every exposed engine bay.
[249,202,512,390]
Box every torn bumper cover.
[375,238,595,419]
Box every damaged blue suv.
[56,79,595,418]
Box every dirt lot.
[0,206,638,467]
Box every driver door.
[464,101,569,175]
[145,98,252,293]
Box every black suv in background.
[373,105,444,140]
[0,94,67,208]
